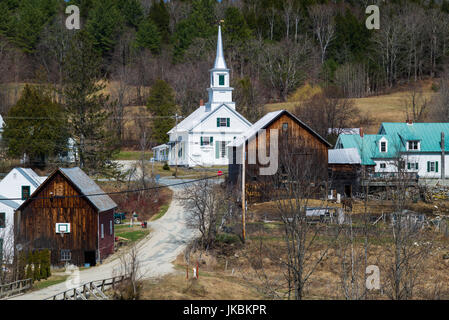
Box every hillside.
[265,81,438,134]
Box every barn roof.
[328,148,361,164]
[59,168,117,212]
[17,167,117,213]
[228,110,332,148]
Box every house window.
[21,186,30,200]
[217,117,230,127]
[0,212,4,228]
[408,162,419,170]
[60,250,71,262]
[282,123,288,133]
[380,141,387,153]
[219,75,225,86]
[200,136,213,146]
[101,224,104,239]
[380,163,386,169]
[110,220,113,235]
[408,141,419,150]
[427,161,438,172]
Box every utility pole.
[241,146,246,242]
[174,113,179,178]
[442,131,445,180]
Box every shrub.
[32,251,41,281]
[25,252,33,281]
[162,162,170,170]
[215,233,240,245]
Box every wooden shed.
[15,167,117,266]
[227,110,332,203]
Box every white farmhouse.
[161,26,252,167]
[0,168,47,261]
[335,122,449,180]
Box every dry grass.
[265,80,438,134]
[140,271,263,300]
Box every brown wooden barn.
[227,110,332,203]
[328,148,363,198]
[15,167,117,266]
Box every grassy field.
[31,274,69,291]
[115,224,149,242]
[114,150,153,160]
[265,80,437,134]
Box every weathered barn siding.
[15,169,116,266]
[98,209,114,260]
[228,111,331,203]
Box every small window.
[0,212,5,228]
[110,220,113,235]
[380,141,387,153]
[200,136,213,146]
[380,163,386,169]
[408,162,419,170]
[282,123,288,133]
[21,186,30,200]
[101,224,104,239]
[219,75,225,86]
[428,161,438,172]
[61,250,71,262]
[55,183,64,196]
[408,141,419,150]
[217,118,230,127]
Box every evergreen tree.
[149,0,170,42]
[135,18,161,54]
[147,80,177,144]
[2,85,69,166]
[86,0,124,56]
[172,0,217,62]
[32,251,40,281]
[117,0,144,29]
[63,30,120,175]
[25,251,33,281]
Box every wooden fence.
[45,275,130,300]
[0,278,33,299]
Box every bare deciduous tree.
[309,4,336,64]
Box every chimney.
[200,99,204,107]
[360,127,364,138]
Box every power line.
[0,173,226,202]
[2,115,184,120]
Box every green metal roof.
[379,122,449,152]
[335,122,449,165]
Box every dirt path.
[9,178,198,300]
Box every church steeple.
[206,24,234,111]
[214,25,227,69]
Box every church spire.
[214,25,227,69]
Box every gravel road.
[9,178,198,300]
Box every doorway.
[84,251,96,266]
[344,185,352,198]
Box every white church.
[153,26,252,167]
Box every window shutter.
[210,137,213,143]
[217,118,220,127]
[215,141,219,159]
[408,162,410,170]
[416,163,418,170]
[427,161,430,172]
[436,161,439,173]
[227,118,230,127]
[200,137,203,146]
